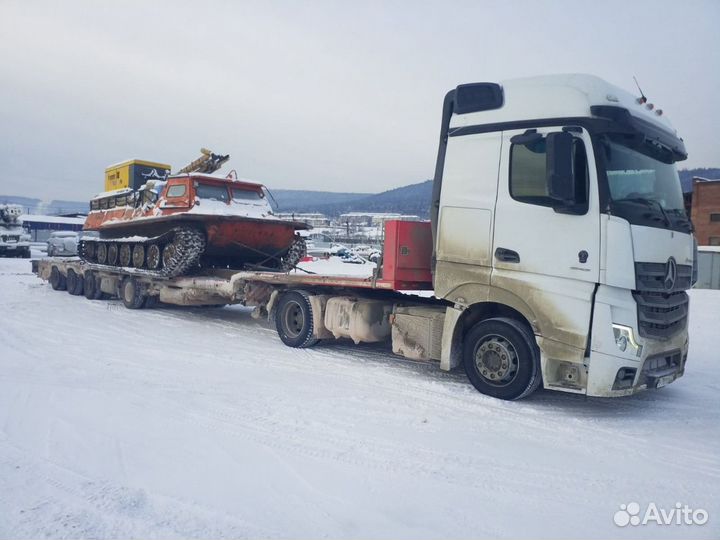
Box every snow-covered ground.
[0,257,717,539]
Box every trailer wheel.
[83,271,102,300]
[49,266,67,291]
[66,268,84,296]
[275,290,319,348]
[463,317,541,400]
[121,276,146,309]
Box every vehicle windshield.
[196,183,229,202]
[600,135,691,233]
[231,187,263,201]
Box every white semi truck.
[35,74,696,400]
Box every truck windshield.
[600,136,691,233]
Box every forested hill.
[271,180,433,218]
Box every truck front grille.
[634,262,692,340]
[635,262,693,291]
[632,291,689,339]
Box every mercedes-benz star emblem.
[664,257,677,291]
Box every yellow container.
[104,159,171,191]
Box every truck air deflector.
[590,105,687,163]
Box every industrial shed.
[21,215,85,241]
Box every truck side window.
[510,140,550,206]
[510,136,589,212]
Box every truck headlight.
[612,324,642,357]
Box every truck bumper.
[586,334,689,397]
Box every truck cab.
[432,74,695,399]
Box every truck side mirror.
[546,131,575,206]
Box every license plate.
[656,374,675,388]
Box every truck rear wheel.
[66,268,84,296]
[50,266,66,291]
[121,276,146,309]
[463,317,541,400]
[275,290,319,348]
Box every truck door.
[491,126,600,350]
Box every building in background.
[690,177,720,246]
[339,212,421,227]
[696,246,720,289]
[275,212,329,227]
[22,214,85,242]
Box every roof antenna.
[633,76,647,104]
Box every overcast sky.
[1,0,718,201]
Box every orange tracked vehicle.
[79,152,308,277]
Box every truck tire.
[275,290,319,348]
[22,248,31,259]
[463,317,542,400]
[83,271,99,300]
[50,266,67,291]
[66,268,84,296]
[121,276,146,309]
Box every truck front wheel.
[463,317,541,400]
[275,290,319,348]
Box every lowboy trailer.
[34,74,697,400]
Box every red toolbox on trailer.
[381,220,433,290]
